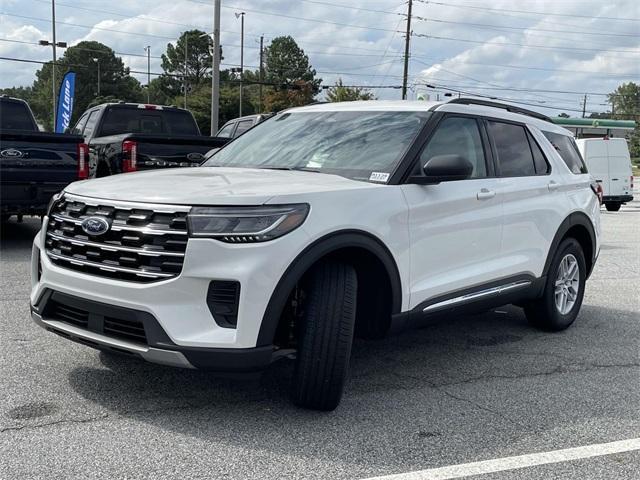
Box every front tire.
[605,202,621,212]
[525,238,586,331]
[291,261,357,411]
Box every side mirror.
[409,154,473,185]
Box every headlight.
[46,192,64,217]
[188,204,309,242]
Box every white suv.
[30,99,601,410]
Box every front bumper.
[31,289,275,371]
[31,215,311,351]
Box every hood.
[65,167,378,205]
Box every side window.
[527,131,550,175]
[233,119,254,137]
[488,121,536,177]
[217,122,235,138]
[418,116,487,178]
[83,111,99,138]
[72,113,89,135]
[542,131,588,174]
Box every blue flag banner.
[55,71,76,133]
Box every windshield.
[204,110,431,182]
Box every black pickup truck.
[0,96,88,221]
[71,102,228,177]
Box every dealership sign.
[55,71,76,133]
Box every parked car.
[574,137,634,211]
[30,98,601,410]
[71,102,228,177]
[216,113,275,139]
[0,95,88,222]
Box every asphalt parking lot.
[1,195,639,480]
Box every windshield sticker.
[369,172,390,183]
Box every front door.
[401,115,503,309]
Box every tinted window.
[98,107,199,136]
[205,111,431,183]
[488,121,536,177]
[0,101,37,130]
[217,122,235,138]
[542,131,588,174]
[234,119,254,137]
[418,116,486,178]
[527,132,550,174]
[72,113,89,135]
[83,110,100,138]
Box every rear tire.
[605,202,621,212]
[525,238,586,331]
[291,261,357,411]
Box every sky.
[1,0,639,117]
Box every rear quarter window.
[542,131,588,174]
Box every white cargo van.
[576,138,634,212]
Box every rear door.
[401,114,503,308]
[489,120,562,280]
[607,139,632,197]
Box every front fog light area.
[187,204,309,242]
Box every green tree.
[326,78,375,102]
[608,82,640,157]
[263,36,320,110]
[159,30,213,107]
[28,41,143,130]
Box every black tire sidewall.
[539,238,587,330]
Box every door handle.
[477,188,496,200]
[548,181,560,191]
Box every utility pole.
[259,35,264,113]
[401,0,413,100]
[235,12,245,117]
[144,46,151,103]
[211,0,221,135]
[51,0,57,129]
[582,94,587,118]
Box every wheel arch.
[256,230,403,346]
[543,212,597,279]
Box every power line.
[413,16,640,38]
[185,0,402,32]
[296,0,406,16]
[417,0,640,22]
[412,32,640,57]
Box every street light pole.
[93,58,100,97]
[144,46,151,103]
[184,34,188,109]
[211,0,221,135]
[235,12,245,117]
[51,0,57,129]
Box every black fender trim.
[542,212,597,279]
[256,230,403,346]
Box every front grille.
[45,194,190,282]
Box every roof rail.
[444,98,552,123]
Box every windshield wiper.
[258,166,321,173]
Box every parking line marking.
[363,438,640,480]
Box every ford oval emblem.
[81,216,110,236]
[187,152,204,162]
[1,148,24,158]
